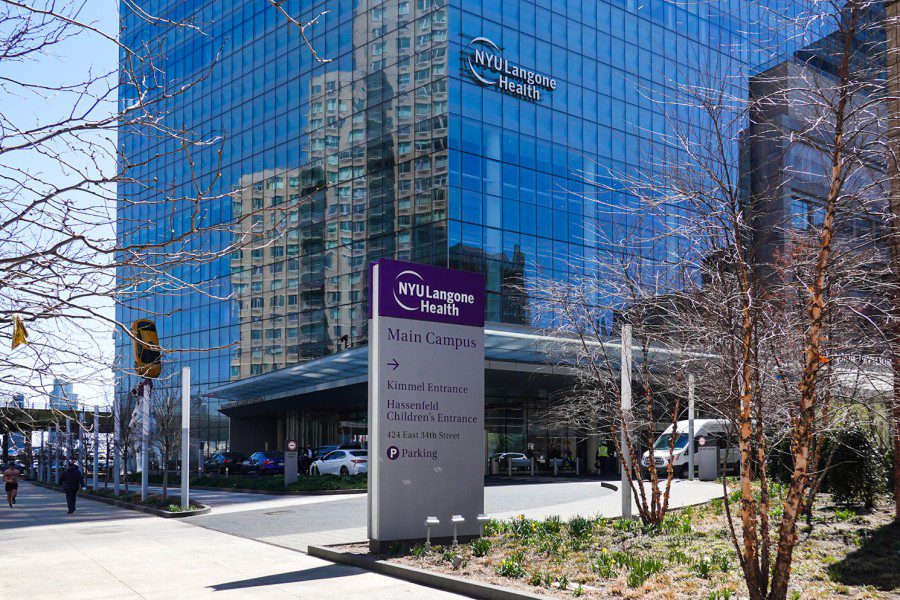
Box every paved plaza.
[0,478,723,599]
[0,482,460,600]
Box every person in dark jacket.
[59,460,83,514]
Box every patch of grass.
[833,508,856,522]
[626,556,664,588]
[612,517,639,533]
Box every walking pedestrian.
[3,462,21,507]
[59,460,83,514]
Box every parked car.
[312,445,339,461]
[641,419,740,478]
[309,450,368,476]
[241,451,285,476]
[489,452,533,471]
[204,452,247,474]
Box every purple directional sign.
[369,259,485,327]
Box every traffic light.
[131,319,161,379]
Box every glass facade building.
[117,0,789,459]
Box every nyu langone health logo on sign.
[372,259,485,327]
[393,269,476,318]
[465,36,557,102]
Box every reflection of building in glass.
[227,2,448,380]
[118,1,798,456]
[744,10,888,299]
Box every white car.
[309,449,368,476]
[490,452,533,470]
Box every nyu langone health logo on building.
[373,259,485,327]
[465,36,556,101]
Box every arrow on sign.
[387,359,399,370]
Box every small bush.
[826,424,885,509]
[540,514,562,535]
[470,537,491,557]
[410,544,429,558]
[567,516,593,540]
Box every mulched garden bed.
[335,491,897,599]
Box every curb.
[309,545,547,600]
[31,480,211,518]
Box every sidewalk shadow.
[210,564,356,591]
[827,519,899,592]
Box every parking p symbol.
[387,446,400,460]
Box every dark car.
[241,451,285,476]
[204,452,247,475]
[312,445,339,461]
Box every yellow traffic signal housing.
[131,319,161,379]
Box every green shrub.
[825,424,885,509]
[567,516,593,540]
[410,543,429,558]
[470,537,491,557]
[529,569,544,587]
[540,515,562,535]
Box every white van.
[641,419,739,478]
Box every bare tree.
[606,2,893,598]
[529,226,694,527]
[150,387,180,500]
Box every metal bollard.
[508,456,512,477]
[553,460,558,476]
[530,457,535,476]
[576,457,580,476]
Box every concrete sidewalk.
[0,482,461,599]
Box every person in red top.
[3,462,21,508]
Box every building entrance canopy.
[212,323,668,416]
